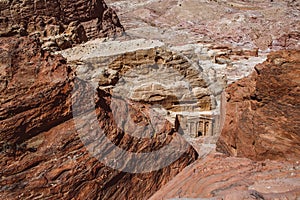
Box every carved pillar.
[204,121,209,136]
[195,122,198,137]
[198,121,203,136]
[189,122,194,137]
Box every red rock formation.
[149,50,300,200]
[0,36,74,144]
[0,36,197,199]
[0,0,124,49]
[217,50,300,161]
[150,153,300,199]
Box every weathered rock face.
[150,153,300,199]
[2,0,299,199]
[0,36,197,199]
[217,50,300,161]
[105,48,211,111]
[0,0,124,50]
[0,36,74,144]
[58,36,276,158]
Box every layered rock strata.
[1,0,299,199]
[150,153,300,199]
[0,36,198,199]
[58,38,269,156]
[217,50,300,161]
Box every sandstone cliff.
[217,50,300,161]
[0,1,200,199]
[0,36,197,199]
[1,0,300,199]
[150,50,300,200]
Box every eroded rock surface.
[0,0,124,50]
[150,153,300,199]
[217,50,300,161]
[0,36,74,144]
[58,36,273,157]
[0,36,197,199]
[1,0,299,199]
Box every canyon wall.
[0,36,198,200]
[217,50,300,161]
[1,0,299,199]
[0,1,199,199]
